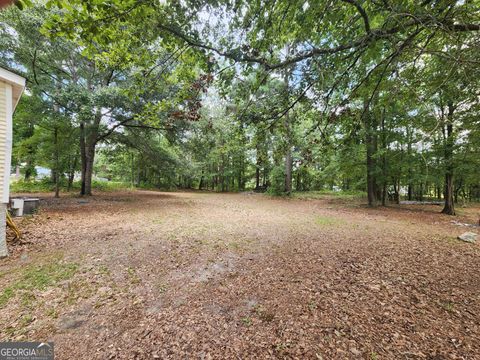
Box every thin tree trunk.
[255,157,260,189]
[131,152,135,187]
[80,122,87,195]
[54,126,60,198]
[199,170,204,190]
[67,171,74,192]
[220,157,225,192]
[381,109,387,206]
[283,43,293,194]
[364,110,378,207]
[296,169,302,191]
[393,179,400,204]
[442,103,455,215]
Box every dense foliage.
[1,0,479,214]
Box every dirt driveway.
[1,191,479,359]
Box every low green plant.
[241,316,252,326]
[10,178,54,193]
[292,190,366,200]
[315,216,345,226]
[10,178,133,194]
[126,267,141,284]
[440,301,455,313]
[0,259,78,308]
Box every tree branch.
[157,15,479,71]
[341,0,371,33]
[96,117,134,143]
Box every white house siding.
[0,82,7,257]
[0,69,25,258]
[0,81,13,202]
[0,204,6,257]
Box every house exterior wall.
[0,204,6,257]
[0,69,24,258]
[0,81,13,203]
[0,81,8,257]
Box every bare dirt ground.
[1,190,479,359]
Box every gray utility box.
[10,197,40,216]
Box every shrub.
[10,178,54,193]
[10,178,133,194]
[267,166,287,196]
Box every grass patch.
[126,267,141,285]
[0,258,78,308]
[315,216,346,226]
[156,283,168,294]
[253,305,275,322]
[439,300,455,313]
[307,300,318,311]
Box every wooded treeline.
[1,0,479,215]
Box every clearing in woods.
[1,190,479,359]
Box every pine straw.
[1,191,479,359]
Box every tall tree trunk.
[285,146,292,193]
[67,170,74,192]
[364,109,378,207]
[83,145,95,196]
[296,168,302,191]
[23,120,35,181]
[80,110,102,196]
[131,152,135,187]
[255,157,261,189]
[237,170,242,192]
[442,103,455,215]
[80,122,87,195]
[80,137,96,196]
[381,109,387,206]
[381,180,387,206]
[366,142,377,206]
[220,156,225,192]
[443,170,454,214]
[283,43,293,194]
[54,126,60,198]
[66,154,77,192]
[393,179,400,204]
[454,178,463,204]
[199,170,204,190]
[406,126,413,201]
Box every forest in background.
[0,0,479,215]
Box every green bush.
[292,189,367,200]
[10,178,133,194]
[90,180,132,191]
[267,166,287,196]
[10,178,54,193]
